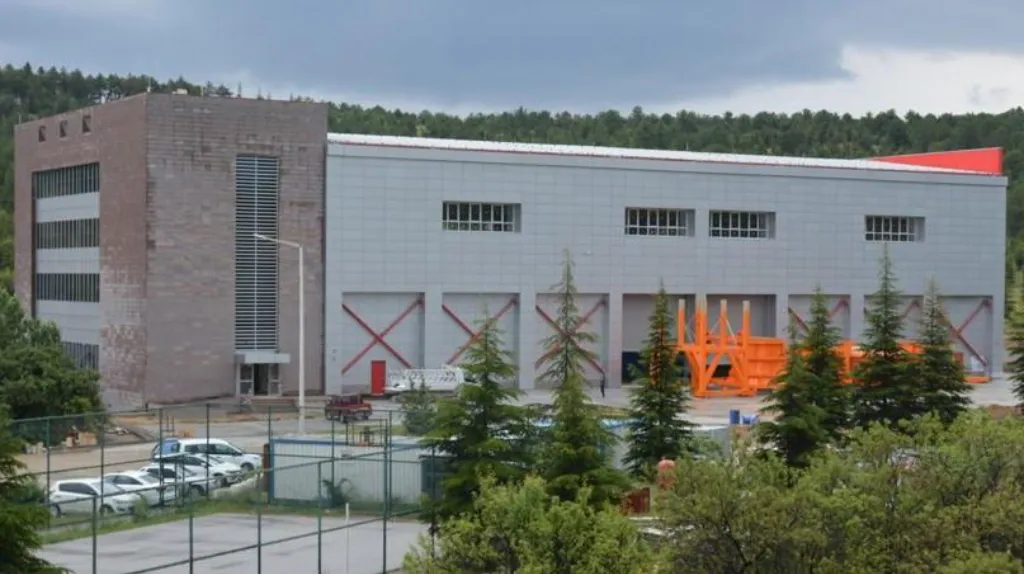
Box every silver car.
[48,478,142,517]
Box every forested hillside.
[1,63,1022,295]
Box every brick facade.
[14,94,328,407]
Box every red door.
[370,360,387,396]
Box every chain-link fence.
[13,404,433,573]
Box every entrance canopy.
[234,351,291,365]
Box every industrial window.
[59,120,68,138]
[38,126,46,142]
[62,341,99,371]
[82,115,92,134]
[865,215,924,242]
[442,202,520,232]
[234,154,281,351]
[625,207,694,237]
[35,218,100,249]
[34,273,100,303]
[32,163,100,199]
[709,210,775,239]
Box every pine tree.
[538,250,629,507]
[397,375,437,436]
[912,279,971,425]
[1009,267,1024,407]
[801,288,849,440]
[851,246,918,431]
[624,283,694,478]
[0,408,61,573]
[422,315,536,521]
[757,324,830,468]
[760,288,848,466]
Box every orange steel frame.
[677,296,991,399]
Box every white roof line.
[327,133,987,175]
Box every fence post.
[317,461,323,574]
[256,504,263,574]
[382,412,391,573]
[205,403,211,500]
[188,503,195,574]
[157,407,165,506]
[45,419,51,528]
[91,496,98,574]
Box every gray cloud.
[0,0,1020,111]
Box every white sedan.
[152,454,244,488]
[48,478,142,517]
[103,471,177,507]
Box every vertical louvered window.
[234,155,280,351]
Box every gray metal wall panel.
[35,192,100,222]
[323,146,1006,390]
[35,248,100,274]
[35,301,101,345]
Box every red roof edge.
[871,148,1003,175]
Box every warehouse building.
[14,94,1007,406]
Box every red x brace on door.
[788,299,849,333]
[341,296,424,375]
[863,298,991,368]
[443,297,519,364]
[535,299,606,374]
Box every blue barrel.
[741,414,759,426]
[728,409,741,425]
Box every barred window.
[32,163,100,199]
[35,218,99,249]
[865,216,924,242]
[709,210,775,239]
[442,202,520,232]
[625,208,694,236]
[34,273,100,303]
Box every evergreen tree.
[396,376,437,436]
[851,246,918,431]
[0,408,63,574]
[1009,267,1024,407]
[421,315,536,521]
[759,288,848,467]
[538,250,629,507]
[912,279,971,425]
[624,283,694,478]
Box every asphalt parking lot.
[39,513,424,574]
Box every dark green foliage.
[851,246,919,431]
[538,250,629,506]
[1009,269,1024,407]
[396,378,437,436]
[0,408,66,573]
[0,289,103,443]
[913,279,971,425]
[624,283,694,478]
[421,315,536,521]
[759,288,848,467]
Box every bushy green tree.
[624,283,694,478]
[0,290,102,443]
[760,288,849,467]
[0,408,66,574]
[1007,267,1024,407]
[913,279,971,425]
[537,250,629,507]
[421,317,536,521]
[403,475,658,574]
[851,246,918,431]
[397,375,438,436]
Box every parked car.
[103,470,177,507]
[152,438,263,472]
[138,463,217,499]
[150,453,244,488]
[48,478,142,517]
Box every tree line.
[390,247,1024,572]
[0,63,1022,294]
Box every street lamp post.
[253,233,305,435]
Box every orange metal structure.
[677,296,990,399]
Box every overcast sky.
[1,0,1023,116]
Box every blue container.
[728,409,741,425]
[741,414,759,426]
